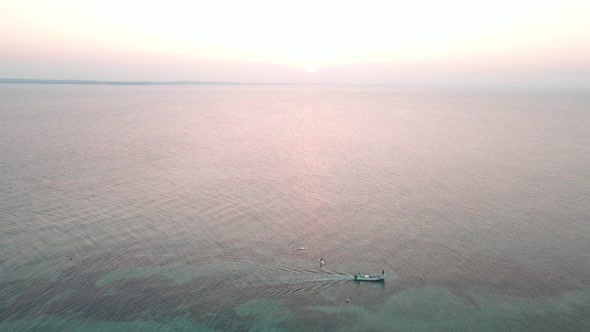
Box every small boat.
[354,273,384,281]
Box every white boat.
[354,273,384,281]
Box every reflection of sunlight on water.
[2,86,589,331]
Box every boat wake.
[280,274,355,284]
[245,274,354,297]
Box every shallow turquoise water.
[1,85,589,331]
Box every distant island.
[0,78,263,85]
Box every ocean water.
[0,84,589,331]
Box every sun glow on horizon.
[1,0,589,86]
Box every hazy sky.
[1,0,589,88]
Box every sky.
[1,0,589,89]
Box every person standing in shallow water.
[382,270,384,276]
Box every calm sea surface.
[0,84,589,331]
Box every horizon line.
[0,78,309,86]
[1,78,588,93]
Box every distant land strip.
[2,78,585,92]
[0,78,278,85]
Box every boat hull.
[354,274,384,281]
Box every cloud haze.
[1,0,589,89]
